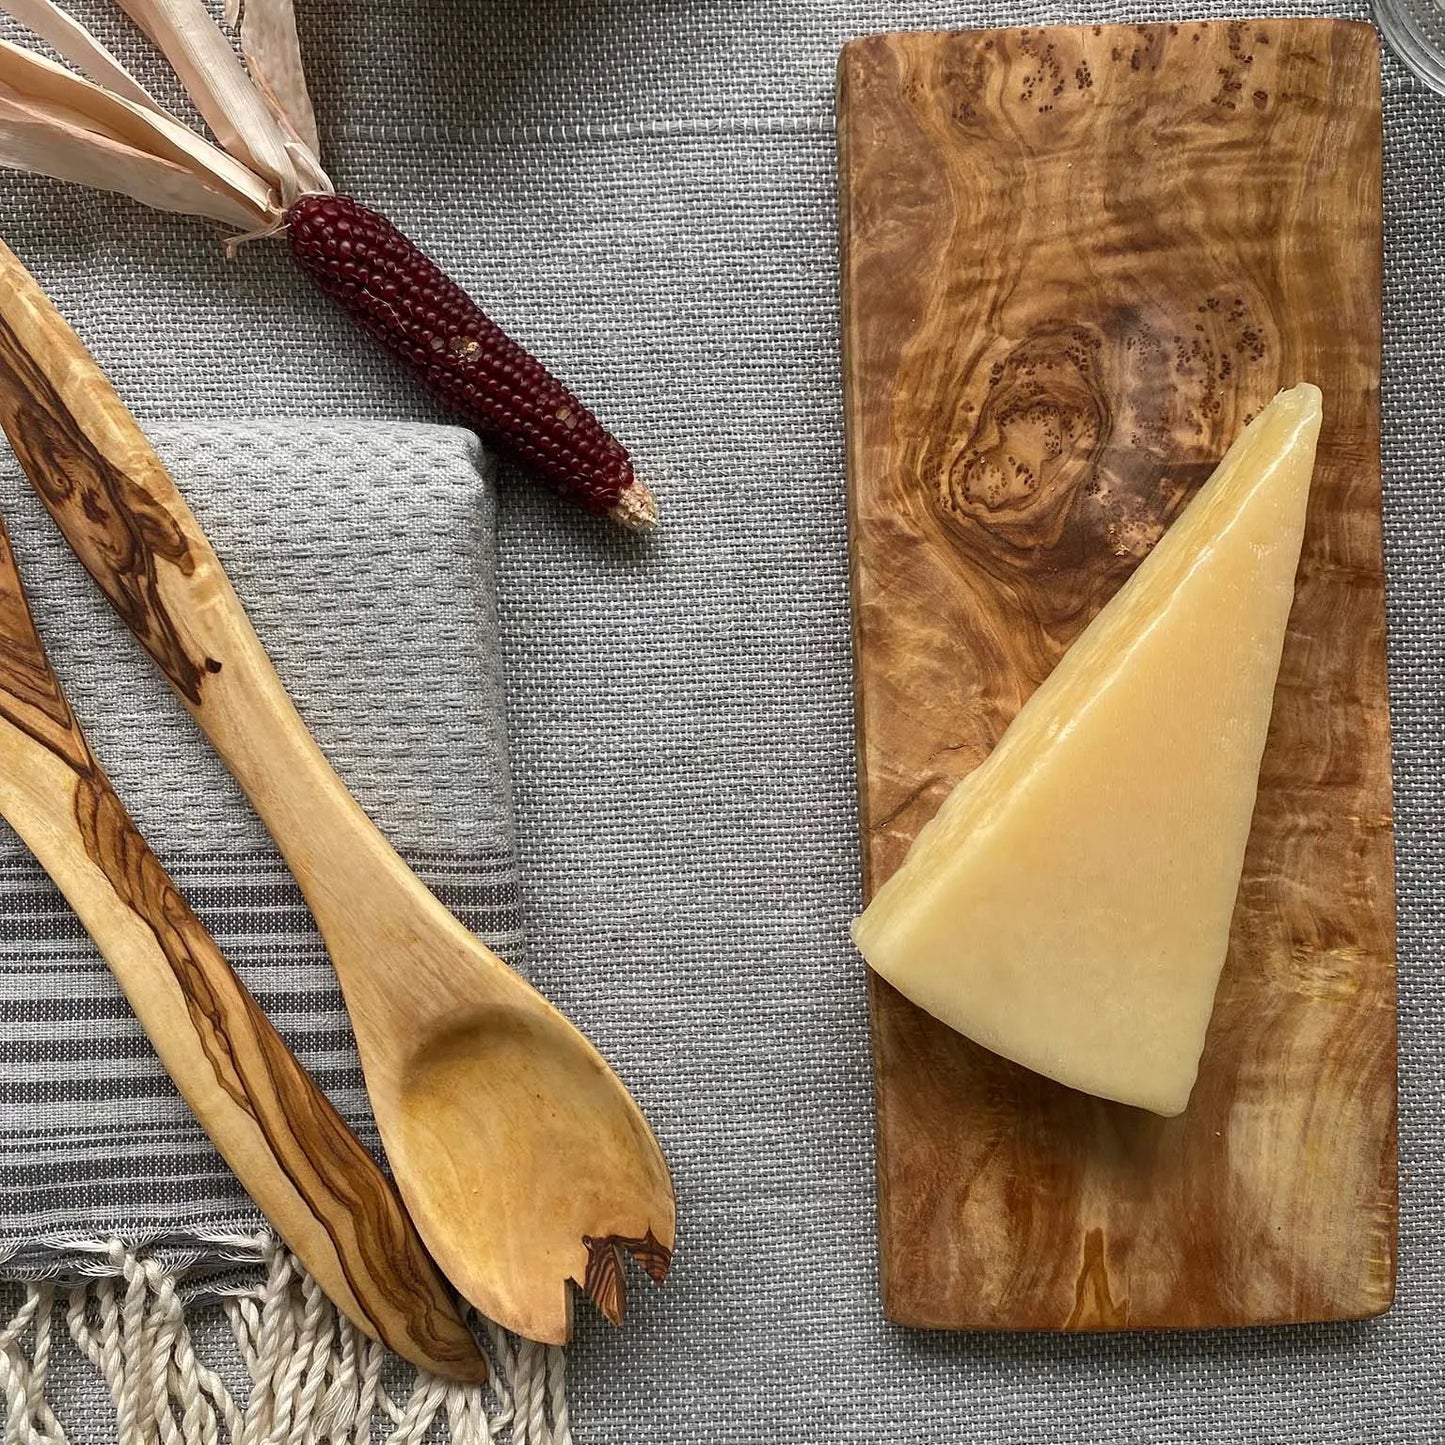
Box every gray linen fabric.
[0,0,1441,1441]
[0,421,521,1272]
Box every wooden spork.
[0,239,675,1346]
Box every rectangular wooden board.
[839,19,1396,1331]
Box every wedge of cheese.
[852,384,1322,1116]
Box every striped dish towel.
[0,421,562,1443]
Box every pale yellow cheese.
[852,384,1322,1117]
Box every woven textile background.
[0,1,1439,1442]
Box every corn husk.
[0,0,331,233]
[2,0,160,111]
[225,0,318,157]
[0,88,262,224]
[115,0,324,200]
[0,35,275,224]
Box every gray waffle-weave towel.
[0,419,522,1272]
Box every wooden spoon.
[0,239,675,1346]
[0,514,486,1383]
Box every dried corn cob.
[288,195,653,529]
[0,0,658,532]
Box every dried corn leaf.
[116,0,315,202]
[0,90,264,226]
[0,36,276,220]
[0,34,173,145]
[225,0,318,158]
[0,0,161,114]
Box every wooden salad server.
[0,516,486,1382]
[0,240,675,1346]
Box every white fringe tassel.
[0,1236,574,1445]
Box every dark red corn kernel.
[286,193,649,525]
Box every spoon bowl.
[399,1000,672,1339]
[297,820,675,1345]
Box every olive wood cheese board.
[839,19,1396,1330]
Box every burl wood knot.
[924,301,1266,638]
[939,326,1111,551]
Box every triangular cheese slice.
[852,384,1322,1117]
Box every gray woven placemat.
[0,1,1439,1442]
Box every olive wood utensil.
[0,238,675,1345]
[0,513,485,1382]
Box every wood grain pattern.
[0,237,675,1347]
[840,19,1396,1330]
[0,520,486,1381]
[0,311,217,705]
[581,1228,674,1326]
